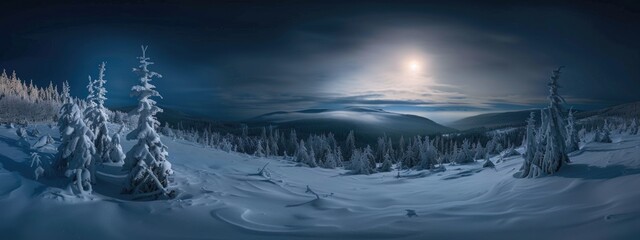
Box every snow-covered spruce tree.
[629,119,639,135]
[453,139,474,164]
[323,148,339,168]
[397,135,406,162]
[540,66,570,175]
[260,127,269,156]
[565,109,580,152]
[593,126,602,142]
[160,122,175,138]
[269,127,279,156]
[308,148,318,167]
[597,126,612,143]
[347,146,374,175]
[288,129,298,155]
[401,140,416,168]
[416,137,438,170]
[349,149,364,172]
[64,112,96,195]
[474,141,485,160]
[485,134,498,156]
[87,62,112,163]
[344,130,356,159]
[379,152,393,172]
[55,86,95,194]
[122,46,174,198]
[376,136,388,163]
[56,81,76,170]
[254,139,265,157]
[537,109,548,143]
[519,112,543,178]
[296,139,317,167]
[83,74,98,133]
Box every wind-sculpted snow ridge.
[0,123,639,239]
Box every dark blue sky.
[1,0,639,123]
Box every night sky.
[1,0,639,123]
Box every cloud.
[3,2,638,123]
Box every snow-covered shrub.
[107,132,125,164]
[16,127,27,138]
[482,159,495,168]
[30,152,44,180]
[31,134,54,149]
[501,147,520,158]
[29,128,40,137]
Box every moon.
[408,60,421,72]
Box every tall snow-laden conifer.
[540,66,570,175]
[87,62,112,163]
[84,74,98,133]
[565,109,580,152]
[56,81,75,170]
[344,130,356,159]
[519,112,543,178]
[56,81,95,194]
[122,46,174,198]
[64,110,96,195]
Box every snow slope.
[1,123,639,240]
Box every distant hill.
[248,107,456,144]
[576,101,640,119]
[448,101,640,131]
[447,109,538,131]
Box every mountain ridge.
[248,106,456,144]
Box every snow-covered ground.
[1,123,639,240]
